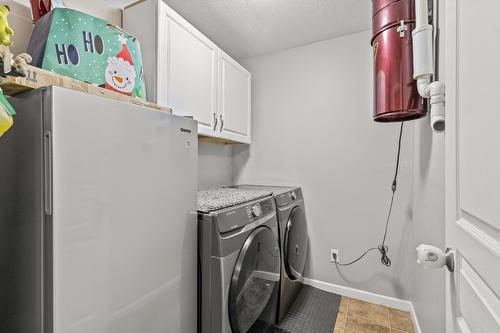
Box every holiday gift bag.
[27,8,146,99]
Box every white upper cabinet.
[124,1,251,144]
[158,4,217,136]
[218,50,251,144]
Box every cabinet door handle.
[213,113,218,131]
[220,114,224,132]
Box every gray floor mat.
[277,285,341,333]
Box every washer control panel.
[217,198,275,233]
[250,205,262,217]
[246,199,273,222]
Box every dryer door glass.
[228,226,280,333]
[284,206,308,281]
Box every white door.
[445,1,500,332]
[218,49,251,144]
[158,2,218,136]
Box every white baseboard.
[303,278,422,333]
[303,278,411,310]
[409,302,423,333]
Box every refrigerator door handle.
[44,131,53,215]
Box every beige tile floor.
[333,297,415,333]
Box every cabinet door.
[158,3,217,136]
[218,50,251,144]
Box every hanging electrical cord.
[335,122,404,268]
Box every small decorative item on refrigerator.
[0,87,15,137]
[27,8,146,100]
[30,0,52,23]
[0,4,14,75]
[30,0,66,23]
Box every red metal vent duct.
[371,0,427,122]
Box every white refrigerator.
[0,87,198,333]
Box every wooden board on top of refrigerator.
[0,64,172,113]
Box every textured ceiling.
[109,0,372,59]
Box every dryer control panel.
[275,188,303,207]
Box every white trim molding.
[303,278,422,333]
[410,302,423,333]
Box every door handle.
[416,244,454,272]
[219,114,224,132]
[43,131,53,215]
[213,113,218,131]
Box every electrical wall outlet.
[330,249,339,263]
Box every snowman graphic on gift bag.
[104,34,136,96]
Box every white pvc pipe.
[415,0,429,27]
[428,81,446,132]
[413,0,445,133]
[417,77,431,98]
[413,0,434,80]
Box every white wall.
[410,1,446,331]
[198,142,233,190]
[4,0,33,56]
[234,30,415,300]
[64,0,122,26]
[411,118,445,332]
